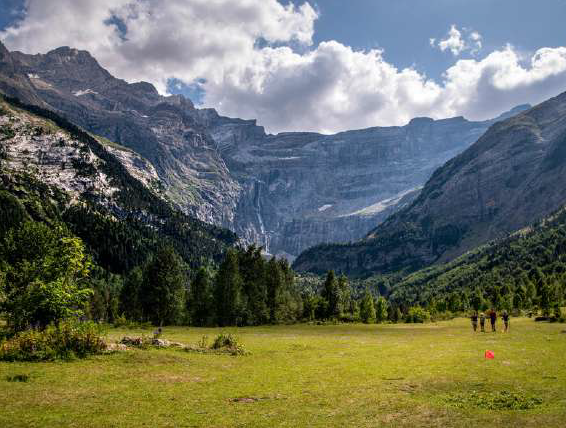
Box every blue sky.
[1,0,565,133]
[300,0,566,79]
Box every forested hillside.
[0,95,239,325]
[385,205,566,315]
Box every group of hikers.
[470,310,510,332]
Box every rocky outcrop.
[0,42,530,259]
[294,91,566,276]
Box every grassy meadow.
[1,318,565,427]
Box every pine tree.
[338,275,351,318]
[189,267,214,326]
[141,245,187,326]
[214,250,243,326]
[322,270,340,319]
[237,246,268,325]
[120,266,144,321]
[360,289,376,324]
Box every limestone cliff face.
[202,110,508,259]
[294,92,566,276]
[0,42,528,259]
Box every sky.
[1,0,565,134]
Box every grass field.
[1,318,565,427]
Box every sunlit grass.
[1,318,565,427]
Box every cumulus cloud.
[432,25,482,56]
[2,1,566,134]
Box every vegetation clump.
[443,390,543,411]
[210,333,247,356]
[405,306,431,323]
[0,321,106,362]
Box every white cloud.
[438,25,466,56]
[433,25,483,56]
[2,2,566,134]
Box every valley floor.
[1,318,565,427]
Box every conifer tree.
[322,270,340,319]
[214,250,243,326]
[141,245,187,326]
[120,266,144,321]
[376,296,388,323]
[338,275,351,318]
[266,257,284,323]
[238,246,268,325]
[189,267,214,326]
[360,289,376,324]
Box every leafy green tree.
[360,289,376,324]
[189,267,214,326]
[471,289,483,311]
[525,280,537,308]
[0,221,92,331]
[214,250,243,326]
[376,296,388,323]
[87,267,123,322]
[539,283,554,317]
[140,245,187,326]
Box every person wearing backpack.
[479,312,486,332]
[489,309,497,332]
[471,311,478,332]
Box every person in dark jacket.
[489,309,497,332]
[471,311,478,332]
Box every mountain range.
[294,91,566,277]
[0,41,531,261]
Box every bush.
[211,333,247,356]
[0,322,106,361]
[405,306,431,323]
[113,314,152,330]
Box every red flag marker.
[485,350,495,359]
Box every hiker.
[479,312,486,332]
[502,311,510,332]
[471,311,478,332]
[489,309,497,332]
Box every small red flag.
[485,350,495,359]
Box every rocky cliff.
[294,91,566,276]
[0,41,529,259]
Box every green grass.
[1,318,565,427]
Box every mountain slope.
[0,41,529,259]
[389,204,566,308]
[0,95,236,273]
[294,91,566,276]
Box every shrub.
[211,333,247,356]
[405,306,431,323]
[0,322,106,362]
[0,125,15,141]
[113,314,153,330]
